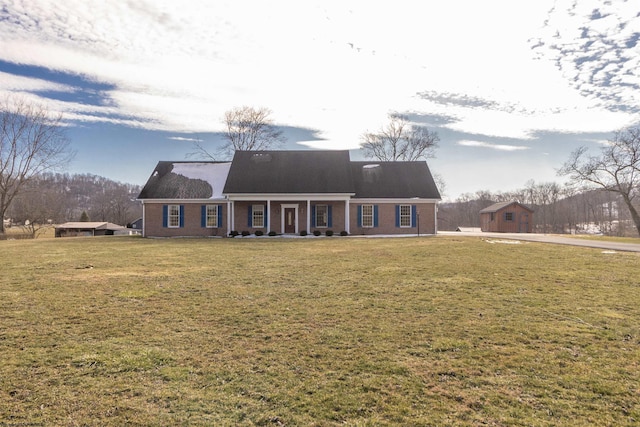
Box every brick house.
[137,150,441,237]
[479,201,534,233]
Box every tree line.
[6,172,142,236]
[438,182,637,236]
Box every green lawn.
[1,236,639,426]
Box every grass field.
[1,225,56,239]
[1,236,639,426]
[563,234,640,244]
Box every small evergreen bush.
[229,230,239,237]
[255,230,264,236]
[268,231,277,236]
[325,230,334,237]
[241,230,250,237]
[300,230,308,236]
[340,230,349,236]
[313,230,321,236]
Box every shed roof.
[55,222,126,230]
[350,161,440,199]
[480,201,533,213]
[223,150,355,194]
[456,227,482,232]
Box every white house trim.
[226,193,354,202]
[142,203,146,237]
[267,200,271,231]
[351,198,441,204]
[345,199,350,234]
[138,198,227,204]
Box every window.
[399,205,412,227]
[358,204,377,228]
[168,205,181,228]
[202,204,222,228]
[395,204,416,228]
[504,212,514,221]
[252,204,265,228]
[315,205,328,228]
[361,204,374,228]
[206,205,218,228]
[163,205,184,228]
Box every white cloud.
[0,0,638,146]
[458,140,530,151]
[168,136,203,142]
[531,0,640,113]
[0,71,74,93]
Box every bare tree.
[9,177,63,238]
[361,113,439,161]
[193,106,285,160]
[89,185,135,225]
[559,127,640,236]
[432,172,447,199]
[0,97,74,234]
[524,180,562,233]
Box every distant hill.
[7,172,142,227]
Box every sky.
[1,0,639,201]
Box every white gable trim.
[226,193,354,202]
[139,198,227,204]
[351,198,440,204]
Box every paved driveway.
[438,231,640,253]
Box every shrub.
[268,231,277,236]
[313,230,321,236]
[255,230,264,236]
[340,230,349,236]
[241,230,250,237]
[300,230,308,236]
[325,230,334,237]
[229,230,239,237]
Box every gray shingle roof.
[223,150,355,194]
[139,151,441,200]
[480,201,533,213]
[350,161,441,199]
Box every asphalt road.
[437,231,640,253]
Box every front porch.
[227,195,352,235]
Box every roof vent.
[251,153,272,163]
[362,164,381,183]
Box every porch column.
[434,203,438,234]
[142,202,146,237]
[307,199,311,232]
[228,201,234,233]
[345,199,350,234]
[267,199,271,232]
